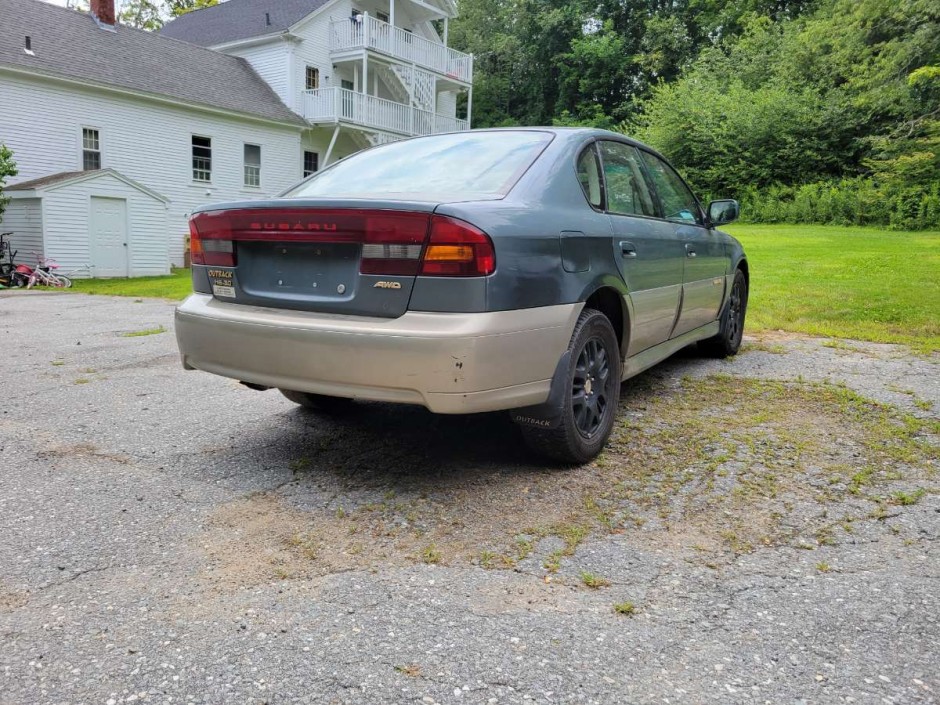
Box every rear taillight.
[421,216,496,277]
[358,213,429,275]
[188,209,495,277]
[189,215,236,267]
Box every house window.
[82,128,101,171]
[192,136,212,182]
[244,144,261,187]
[303,151,318,178]
[341,79,354,91]
[376,11,389,23]
[306,66,320,90]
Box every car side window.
[639,151,702,225]
[597,141,657,218]
[576,144,604,209]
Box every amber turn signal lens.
[424,244,474,262]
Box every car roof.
[407,127,667,162]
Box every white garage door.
[90,196,128,277]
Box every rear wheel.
[700,268,747,358]
[279,389,356,412]
[518,308,621,465]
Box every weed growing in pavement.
[289,458,311,473]
[579,572,611,589]
[889,489,927,506]
[121,325,166,337]
[395,664,422,677]
[613,601,637,616]
[421,544,441,564]
[286,532,318,560]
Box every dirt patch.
[37,442,132,465]
[197,375,938,590]
[0,584,29,611]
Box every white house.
[0,0,472,276]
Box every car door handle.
[685,244,697,258]
[620,241,637,258]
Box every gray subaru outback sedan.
[175,128,748,464]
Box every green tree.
[120,0,164,30]
[0,144,19,223]
[165,0,218,17]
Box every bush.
[736,178,940,230]
[0,143,18,223]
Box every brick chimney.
[90,0,116,28]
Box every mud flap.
[509,351,570,429]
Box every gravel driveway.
[1,292,937,705]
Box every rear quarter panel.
[431,135,627,313]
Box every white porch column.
[466,86,472,128]
[443,17,448,46]
[389,0,395,27]
[361,13,369,95]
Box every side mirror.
[707,199,739,227]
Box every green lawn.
[65,224,939,352]
[70,267,193,300]
[726,224,940,353]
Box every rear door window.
[639,151,703,225]
[597,141,657,218]
[284,131,553,202]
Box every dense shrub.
[737,179,940,230]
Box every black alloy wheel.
[572,337,612,438]
[700,267,748,358]
[518,308,622,464]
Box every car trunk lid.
[190,200,438,318]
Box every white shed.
[4,169,170,278]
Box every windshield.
[284,131,553,201]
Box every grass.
[70,267,192,300]
[726,224,940,352]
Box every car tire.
[279,389,356,412]
[518,308,621,465]
[700,268,748,358]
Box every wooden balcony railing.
[329,15,473,84]
[303,88,469,136]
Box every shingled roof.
[0,0,306,126]
[160,0,332,47]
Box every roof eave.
[0,64,307,129]
[208,30,298,52]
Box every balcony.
[303,87,469,136]
[330,15,473,84]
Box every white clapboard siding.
[226,42,291,107]
[0,72,304,267]
[2,197,43,265]
[39,172,170,277]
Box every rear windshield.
[283,131,553,201]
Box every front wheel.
[699,268,748,358]
[518,308,622,465]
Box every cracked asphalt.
[0,292,937,705]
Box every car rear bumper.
[175,294,581,414]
